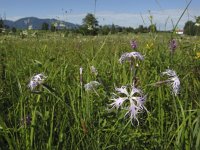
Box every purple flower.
[130,40,137,49]
[21,115,32,126]
[169,39,177,52]
[109,97,127,109]
[124,102,140,124]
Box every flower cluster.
[162,69,180,96]
[28,73,47,91]
[109,85,147,125]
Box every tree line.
[183,16,200,36]
[1,13,200,36]
[41,13,157,35]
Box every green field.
[0,31,200,149]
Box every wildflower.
[90,66,98,76]
[130,40,137,49]
[80,67,83,75]
[195,52,200,59]
[169,39,177,52]
[108,85,147,125]
[146,42,154,49]
[21,115,32,126]
[28,73,47,91]
[119,52,144,64]
[84,81,100,91]
[80,67,83,85]
[162,69,180,96]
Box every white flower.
[119,52,144,64]
[162,69,180,96]
[28,73,47,91]
[115,86,129,95]
[84,81,100,91]
[109,97,127,109]
[80,67,83,75]
[90,66,98,76]
[169,76,180,96]
[162,69,177,77]
[124,101,140,124]
[80,67,83,85]
[108,85,147,125]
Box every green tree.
[82,13,98,35]
[0,19,4,33]
[125,27,135,33]
[100,25,110,35]
[195,16,200,24]
[41,22,49,30]
[195,16,200,36]
[12,27,17,33]
[138,25,144,33]
[111,24,116,34]
[184,21,195,35]
[148,24,157,32]
[82,13,98,28]
[50,24,56,32]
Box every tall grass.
[0,32,199,149]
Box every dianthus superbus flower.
[162,69,180,96]
[28,73,47,91]
[119,52,144,64]
[108,85,147,125]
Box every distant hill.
[3,17,79,29]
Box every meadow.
[0,31,200,149]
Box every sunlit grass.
[0,32,200,149]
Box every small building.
[176,29,184,35]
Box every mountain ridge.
[3,17,79,29]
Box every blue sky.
[0,0,200,30]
